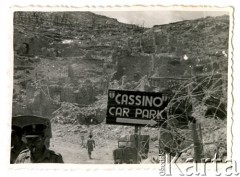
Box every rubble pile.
[51,94,107,125]
[13,12,229,162]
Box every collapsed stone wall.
[13,79,99,117]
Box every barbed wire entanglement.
[157,71,227,162]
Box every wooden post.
[138,126,142,159]
[187,78,204,163]
[134,126,141,164]
[190,120,203,162]
[81,134,84,147]
[198,122,203,148]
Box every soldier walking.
[86,134,95,159]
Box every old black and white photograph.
[11,8,232,164]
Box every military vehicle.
[113,135,149,164]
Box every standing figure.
[15,123,64,163]
[10,125,27,164]
[87,135,95,159]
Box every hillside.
[12,12,229,163]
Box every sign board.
[106,89,170,127]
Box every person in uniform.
[86,134,95,159]
[15,123,64,163]
[10,125,27,164]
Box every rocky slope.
[12,12,229,163]
[13,12,229,119]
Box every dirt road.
[50,137,115,164]
[50,123,159,164]
[51,139,157,164]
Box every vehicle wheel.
[114,159,122,164]
[128,159,133,164]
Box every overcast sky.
[94,11,229,27]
